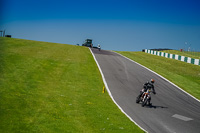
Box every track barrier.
[145,49,200,66]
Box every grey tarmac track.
[91,48,200,133]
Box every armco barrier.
[145,49,200,66]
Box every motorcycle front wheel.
[141,97,148,107]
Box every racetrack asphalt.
[91,48,200,133]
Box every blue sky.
[1,0,200,51]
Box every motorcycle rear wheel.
[136,97,140,103]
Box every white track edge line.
[89,48,148,133]
[114,51,200,103]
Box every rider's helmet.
[150,79,155,84]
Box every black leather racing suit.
[138,81,156,99]
[143,81,156,93]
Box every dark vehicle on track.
[82,39,93,47]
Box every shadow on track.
[147,105,168,109]
[138,103,168,109]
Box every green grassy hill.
[0,38,143,133]
[117,51,200,100]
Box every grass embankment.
[0,37,143,133]
[162,50,200,59]
[117,51,200,100]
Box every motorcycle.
[136,89,152,107]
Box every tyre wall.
[145,49,200,66]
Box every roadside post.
[102,86,105,93]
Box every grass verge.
[116,51,200,100]
[0,37,144,133]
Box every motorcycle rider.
[97,44,101,51]
[137,79,156,105]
